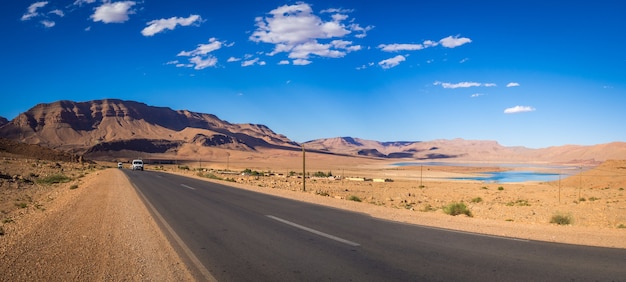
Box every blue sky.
[2,0,624,148]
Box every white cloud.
[471,93,484,98]
[278,60,290,65]
[504,106,536,114]
[22,1,48,21]
[434,81,479,88]
[506,82,520,87]
[142,14,202,36]
[439,35,472,48]
[227,57,240,62]
[41,20,55,28]
[74,0,96,6]
[433,81,496,89]
[177,38,230,70]
[178,38,223,57]
[378,39,439,52]
[49,9,64,17]
[293,59,312,65]
[379,55,406,69]
[459,58,469,63]
[189,56,217,70]
[378,43,426,52]
[91,1,136,24]
[241,58,266,67]
[249,2,368,64]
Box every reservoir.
[392,162,582,183]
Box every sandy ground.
[1,155,625,280]
[0,161,193,281]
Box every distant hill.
[0,116,7,127]
[0,99,299,158]
[303,137,626,163]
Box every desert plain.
[1,147,625,279]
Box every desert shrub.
[36,174,71,185]
[579,197,586,202]
[588,197,600,201]
[242,168,263,176]
[470,197,483,203]
[443,202,472,217]
[481,186,488,190]
[224,178,236,182]
[497,186,504,191]
[617,224,625,229]
[313,171,332,177]
[0,225,4,236]
[550,213,572,225]
[69,184,79,190]
[347,195,361,202]
[316,190,330,196]
[199,173,222,180]
[419,204,435,212]
[619,188,624,191]
[15,202,27,209]
[506,199,530,206]
[178,165,190,170]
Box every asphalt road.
[123,170,626,281]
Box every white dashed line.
[181,184,196,190]
[267,215,360,247]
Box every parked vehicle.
[131,159,144,171]
[117,162,123,169]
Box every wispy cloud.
[91,1,136,24]
[249,2,370,65]
[433,81,496,89]
[378,41,437,52]
[73,0,96,6]
[177,38,230,70]
[379,55,406,69]
[241,58,266,67]
[142,15,202,36]
[21,1,48,21]
[504,105,536,114]
[439,35,472,48]
[470,93,484,98]
[506,82,520,87]
[41,20,55,28]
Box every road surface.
[123,170,626,281]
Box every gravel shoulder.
[0,168,193,281]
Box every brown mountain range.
[0,99,625,163]
[0,99,298,159]
[302,137,626,164]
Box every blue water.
[451,171,562,183]
[392,162,580,183]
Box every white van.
[131,159,144,171]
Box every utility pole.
[420,165,423,187]
[579,164,583,200]
[302,144,306,192]
[558,171,561,204]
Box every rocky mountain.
[1,100,624,163]
[303,137,626,163]
[0,116,8,127]
[0,99,299,158]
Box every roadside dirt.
[0,165,192,281]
